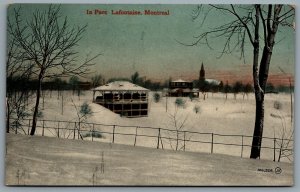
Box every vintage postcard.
[5,4,294,186]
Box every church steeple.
[200,62,205,80]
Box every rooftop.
[205,79,221,85]
[92,81,149,91]
[171,79,192,83]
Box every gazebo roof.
[92,81,149,92]
[171,79,191,83]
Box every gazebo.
[168,79,199,97]
[92,81,149,117]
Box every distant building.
[78,81,92,90]
[205,78,221,86]
[198,63,220,91]
[168,79,199,97]
[92,81,149,117]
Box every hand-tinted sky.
[8,4,295,84]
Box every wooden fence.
[9,118,293,162]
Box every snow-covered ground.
[17,90,294,162]
[5,133,293,186]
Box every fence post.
[78,122,80,139]
[157,128,161,149]
[112,125,115,143]
[15,121,17,134]
[57,122,60,138]
[92,124,94,142]
[273,138,276,162]
[42,120,45,136]
[28,119,31,135]
[241,135,244,158]
[183,131,186,151]
[160,130,164,150]
[134,126,138,146]
[73,122,76,140]
[211,133,214,154]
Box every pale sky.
[7,4,295,84]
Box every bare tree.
[223,81,231,100]
[278,66,293,123]
[242,83,253,100]
[71,100,93,140]
[131,71,143,85]
[6,15,35,133]
[8,5,100,135]
[167,107,189,151]
[69,76,80,96]
[232,81,243,100]
[91,74,104,88]
[273,112,294,162]
[189,4,294,159]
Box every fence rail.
[9,118,293,162]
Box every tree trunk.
[176,131,179,151]
[61,93,64,115]
[6,100,10,133]
[250,5,262,159]
[289,78,293,123]
[30,70,43,135]
[251,45,275,159]
[250,5,281,159]
[42,90,45,110]
[250,92,264,158]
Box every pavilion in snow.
[168,79,199,97]
[92,81,149,117]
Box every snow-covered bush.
[82,131,102,138]
[274,100,282,110]
[194,105,201,114]
[175,98,186,108]
[153,92,161,103]
[80,102,93,118]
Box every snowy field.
[12,90,294,162]
[5,133,293,186]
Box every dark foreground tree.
[6,15,35,134]
[223,81,231,100]
[131,71,144,86]
[8,5,100,135]
[232,81,243,100]
[190,5,294,159]
[69,76,80,96]
[243,83,253,99]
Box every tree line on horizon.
[7,71,293,94]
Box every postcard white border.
[0,0,299,192]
